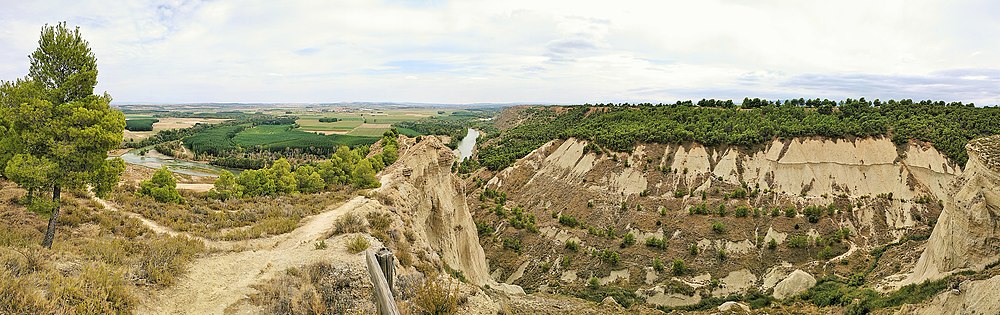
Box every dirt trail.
[111,196,370,314]
[93,196,190,239]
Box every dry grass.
[249,262,376,314]
[0,180,206,314]
[410,276,459,315]
[346,235,371,254]
[110,186,346,240]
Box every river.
[119,150,234,177]
[454,128,480,161]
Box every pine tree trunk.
[41,185,60,249]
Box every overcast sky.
[1,0,998,105]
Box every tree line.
[208,129,400,199]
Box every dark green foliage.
[318,117,339,122]
[139,168,182,204]
[503,237,521,253]
[644,237,666,249]
[571,284,642,308]
[734,205,750,217]
[803,205,824,223]
[507,207,537,233]
[595,249,620,266]
[802,277,951,315]
[711,221,726,234]
[671,259,686,275]
[558,215,579,228]
[620,233,635,248]
[564,240,579,251]
[475,221,494,236]
[125,118,158,131]
[788,235,809,248]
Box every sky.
[1,0,998,105]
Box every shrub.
[620,233,636,248]
[588,277,600,289]
[48,263,137,314]
[564,240,579,252]
[818,245,834,259]
[0,269,49,314]
[138,167,182,204]
[716,248,727,261]
[771,207,780,217]
[671,259,687,275]
[803,205,823,223]
[333,212,366,235]
[503,238,521,253]
[711,221,726,234]
[558,215,579,228]
[412,276,459,315]
[475,221,494,236]
[346,235,370,254]
[645,237,666,249]
[785,207,797,218]
[595,249,620,266]
[652,258,664,272]
[689,243,699,256]
[788,235,808,248]
[734,206,749,217]
[768,239,778,250]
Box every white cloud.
[0,0,998,104]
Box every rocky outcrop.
[772,270,817,299]
[907,135,1000,284]
[375,136,492,286]
[905,274,1000,315]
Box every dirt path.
[93,196,191,239]
[95,195,371,314]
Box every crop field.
[231,124,378,151]
[125,118,159,131]
[184,124,247,155]
[294,108,458,135]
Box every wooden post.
[376,247,395,294]
[366,249,400,315]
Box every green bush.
[138,167,182,204]
[711,221,726,234]
[671,259,687,275]
[620,233,636,248]
[564,240,579,251]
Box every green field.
[125,118,159,131]
[346,127,391,137]
[232,125,377,151]
[295,118,362,131]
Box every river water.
[119,150,233,177]
[454,128,480,161]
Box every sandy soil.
[143,196,367,314]
[124,118,229,141]
[94,193,370,314]
[176,183,214,192]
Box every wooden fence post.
[376,247,395,294]
[366,248,401,315]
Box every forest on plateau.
[476,99,1000,171]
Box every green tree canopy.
[139,167,182,204]
[0,22,125,248]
